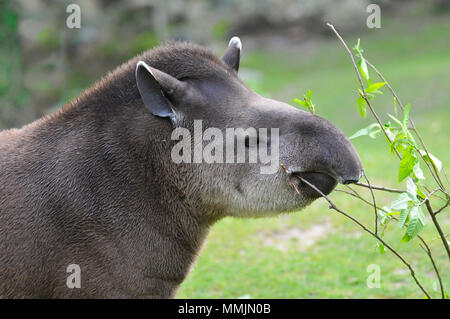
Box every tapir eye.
[244,135,257,148]
[244,134,270,149]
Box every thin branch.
[425,200,450,261]
[418,189,440,206]
[418,240,445,299]
[326,23,402,159]
[297,175,431,298]
[422,185,447,201]
[364,58,447,191]
[309,23,448,299]
[434,199,449,216]
[327,21,449,267]
[443,169,450,188]
[282,164,431,298]
[362,172,378,235]
[336,187,390,215]
[338,186,445,298]
[355,182,404,194]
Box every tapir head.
[134,38,363,217]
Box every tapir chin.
[0,37,362,298]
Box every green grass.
[176,12,450,298]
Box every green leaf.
[378,208,393,226]
[398,147,417,182]
[294,90,315,113]
[402,103,411,132]
[377,243,386,254]
[416,185,426,200]
[401,232,413,243]
[413,162,425,180]
[366,82,386,93]
[294,98,308,108]
[349,123,381,140]
[387,113,403,127]
[391,134,416,150]
[406,206,425,239]
[398,209,409,228]
[390,193,412,210]
[419,150,442,172]
[406,177,417,200]
[384,125,397,142]
[353,38,362,54]
[393,97,398,115]
[356,96,367,118]
[358,58,370,81]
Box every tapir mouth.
[291,172,338,197]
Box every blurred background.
[1,0,449,298]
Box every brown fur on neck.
[0,42,222,298]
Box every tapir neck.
[17,73,212,298]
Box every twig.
[355,182,404,194]
[365,59,447,191]
[356,183,445,201]
[362,172,378,235]
[338,186,445,298]
[298,175,431,298]
[443,169,450,188]
[289,178,301,195]
[425,200,450,261]
[328,22,449,267]
[326,23,402,159]
[418,240,445,299]
[336,187,390,215]
[282,164,431,298]
[341,185,387,212]
[422,185,447,201]
[434,199,449,216]
[418,189,440,206]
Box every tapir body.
[0,39,362,298]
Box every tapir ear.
[221,36,241,72]
[135,61,186,121]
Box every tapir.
[0,37,362,298]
